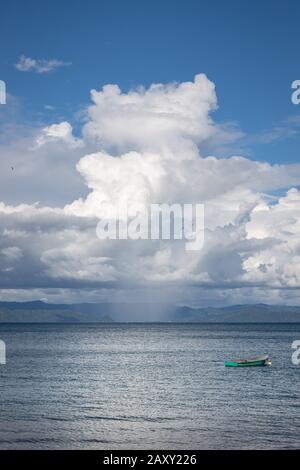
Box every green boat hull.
[224,359,267,367]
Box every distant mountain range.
[0,301,300,322]
[173,304,300,323]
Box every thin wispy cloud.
[254,115,300,145]
[15,55,71,74]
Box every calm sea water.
[0,323,299,449]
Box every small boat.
[224,354,272,367]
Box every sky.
[1,0,300,308]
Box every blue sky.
[1,0,300,163]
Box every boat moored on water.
[224,354,272,367]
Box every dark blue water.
[0,323,299,449]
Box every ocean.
[0,323,299,449]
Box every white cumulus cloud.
[35,122,84,149]
[2,74,300,306]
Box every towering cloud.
[1,74,300,305]
[83,74,217,153]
